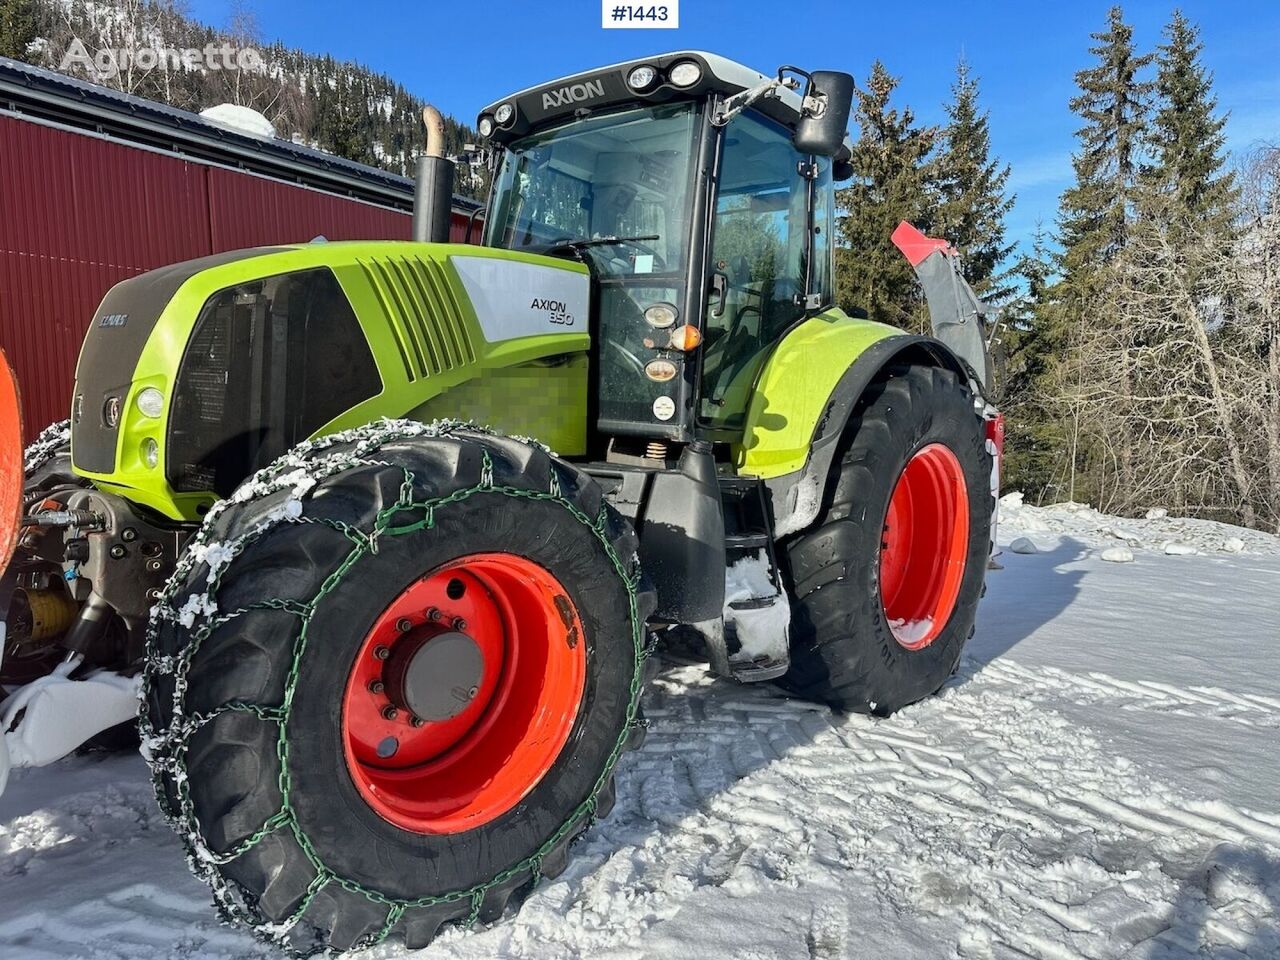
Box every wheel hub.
[879,443,970,650]
[341,553,587,835]
[383,629,483,722]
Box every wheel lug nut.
[452,617,467,632]
[410,715,425,728]
[397,618,412,633]
[467,686,478,699]
[382,705,399,721]
[427,607,442,622]
[368,680,384,694]
[374,645,390,660]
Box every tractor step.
[727,651,790,682]
[719,476,791,683]
[724,592,791,682]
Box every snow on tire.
[782,366,992,714]
[140,420,653,955]
[21,419,78,497]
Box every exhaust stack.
[412,106,454,244]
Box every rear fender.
[743,325,970,538]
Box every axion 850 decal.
[449,256,589,344]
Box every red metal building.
[0,58,482,439]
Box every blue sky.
[191,0,1280,255]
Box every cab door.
[699,111,811,430]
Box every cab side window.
[700,111,808,428]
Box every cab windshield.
[484,103,698,277]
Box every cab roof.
[478,51,854,152]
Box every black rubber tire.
[780,365,992,714]
[142,423,652,954]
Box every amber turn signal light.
[667,324,702,351]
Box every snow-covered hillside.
[1,498,1277,959]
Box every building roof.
[0,56,480,213]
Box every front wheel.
[781,365,992,714]
[142,423,651,954]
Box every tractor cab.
[475,52,854,447]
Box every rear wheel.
[781,366,992,713]
[142,422,651,954]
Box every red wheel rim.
[879,443,969,650]
[341,552,586,834]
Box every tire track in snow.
[436,661,1280,960]
[977,657,1280,729]
[1,659,1278,960]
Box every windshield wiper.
[541,234,659,250]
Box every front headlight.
[644,359,679,382]
[478,116,494,138]
[494,103,515,125]
[668,61,703,88]
[628,65,658,90]
[142,437,159,469]
[644,303,679,328]
[135,386,164,418]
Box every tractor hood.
[71,249,287,476]
[69,242,591,521]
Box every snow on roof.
[198,103,277,139]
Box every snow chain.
[23,419,70,474]
[138,419,649,953]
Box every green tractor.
[0,52,1001,953]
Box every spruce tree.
[935,58,1015,303]
[1058,6,1153,285]
[1148,10,1235,237]
[0,0,39,59]
[835,61,938,331]
[998,225,1061,498]
[1051,5,1153,501]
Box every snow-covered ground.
[1,497,1278,959]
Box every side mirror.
[793,70,854,157]
[832,145,854,182]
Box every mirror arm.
[712,75,799,127]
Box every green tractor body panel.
[72,242,590,521]
[735,308,901,479]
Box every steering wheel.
[547,237,667,273]
[605,341,646,378]
[615,237,664,267]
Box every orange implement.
[0,350,23,576]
